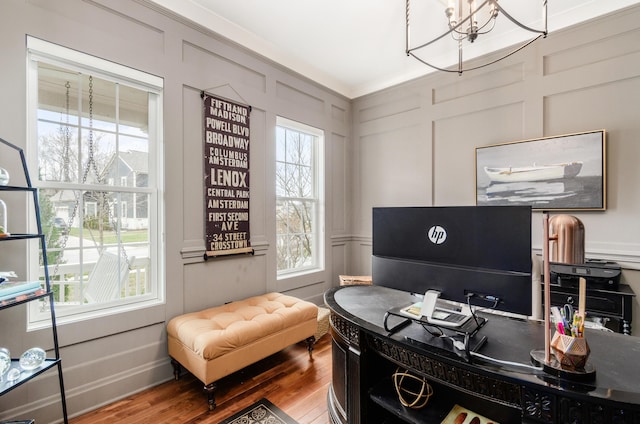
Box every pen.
[551,306,563,326]
[573,313,584,337]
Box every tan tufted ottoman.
[167,292,318,410]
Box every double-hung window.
[26,37,164,326]
[275,117,324,276]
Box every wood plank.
[70,334,332,424]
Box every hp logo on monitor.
[427,225,447,244]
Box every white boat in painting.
[484,161,583,183]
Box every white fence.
[43,256,149,304]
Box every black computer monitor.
[372,205,532,316]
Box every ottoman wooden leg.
[204,382,217,411]
[170,358,181,380]
[306,336,315,359]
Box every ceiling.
[150,0,640,99]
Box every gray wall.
[351,5,640,332]
[0,0,639,421]
[0,0,350,421]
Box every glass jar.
[0,347,11,381]
[20,347,46,370]
[0,167,8,186]
[0,199,6,235]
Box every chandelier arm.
[475,16,497,34]
[456,35,544,72]
[408,29,455,53]
[408,51,463,73]
[409,35,543,74]
[449,30,466,43]
[409,19,468,52]
[495,3,548,35]
[448,0,493,35]
[408,0,492,53]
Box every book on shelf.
[0,288,47,306]
[441,404,499,424]
[0,280,42,301]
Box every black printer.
[550,259,622,290]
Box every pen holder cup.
[551,331,590,370]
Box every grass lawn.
[68,228,148,243]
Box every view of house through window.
[27,37,163,326]
[275,117,324,275]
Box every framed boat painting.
[475,130,606,211]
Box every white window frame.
[275,117,324,278]
[26,36,165,328]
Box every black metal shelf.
[0,359,62,396]
[0,289,49,311]
[0,233,42,241]
[0,137,68,423]
[0,185,36,192]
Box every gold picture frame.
[475,130,606,211]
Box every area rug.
[219,398,298,424]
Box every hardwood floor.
[70,334,332,424]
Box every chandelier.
[406,0,548,74]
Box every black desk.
[325,285,640,424]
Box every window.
[26,37,164,326]
[275,117,324,275]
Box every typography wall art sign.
[202,92,252,257]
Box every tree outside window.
[275,118,323,275]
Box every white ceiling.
[150,0,640,99]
